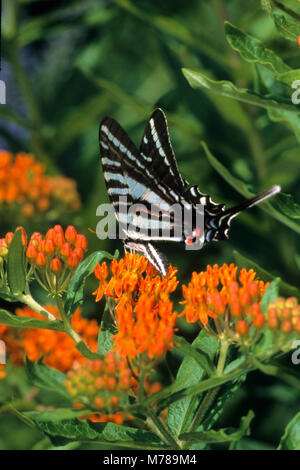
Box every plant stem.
[55,295,81,343]
[19,293,56,321]
[145,408,181,450]
[183,338,229,442]
[216,338,229,376]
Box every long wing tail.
[222,185,281,218]
[210,185,281,242]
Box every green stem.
[145,408,181,450]
[55,295,81,343]
[19,293,56,321]
[183,338,229,441]
[137,368,147,403]
[216,338,229,376]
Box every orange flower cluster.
[181,264,269,338]
[25,224,88,271]
[0,225,88,294]
[266,297,300,334]
[94,254,178,361]
[0,150,81,219]
[64,353,135,424]
[0,305,98,374]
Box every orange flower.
[181,263,269,335]
[93,254,178,360]
[0,150,81,220]
[64,354,135,423]
[1,305,98,373]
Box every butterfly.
[99,108,280,275]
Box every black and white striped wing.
[99,115,183,242]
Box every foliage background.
[0,0,300,450]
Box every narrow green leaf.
[180,410,254,444]
[7,229,26,295]
[275,193,300,219]
[261,278,280,314]
[0,308,63,331]
[98,303,115,355]
[202,142,300,234]
[173,335,215,376]
[233,250,300,299]
[278,411,300,450]
[25,357,69,398]
[167,331,218,437]
[25,409,94,422]
[182,68,299,114]
[273,13,299,41]
[22,411,163,447]
[225,22,290,74]
[65,250,116,317]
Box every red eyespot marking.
[193,228,201,238]
[186,237,194,245]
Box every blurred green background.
[0,0,300,450]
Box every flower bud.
[73,247,84,262]
[75,234,88,251]
[94,397,105,410]
[65,226,77,244]
[253,313,265,329]
[236,320,248,336]
[54,231,65,248]
[230,300,243,317]
[26,244,38,261]
[44,239,55,256]
[281,320,292,334]
[50,257,62,274]
[46,228,56,241]
[67,251,80,269]
[36,251,47,268]
[5,232,14,245]
[61,242,72,258]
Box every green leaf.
[75,341,102,360]
[97,303,115,355]
[25,357,69,398]
[173,335,215,376]
[278,411,300,450]
[25,409,94,422]
[65,250,116,317]
[182,68,299,114]
[225,22,290,74]
[180,410,254,444]
[261,278,280,314]
[166,331,218,437]
[200,375,247,432]
[0,288,19,303]
[22,411,163,448]
[7,229,26,295]
[0,308,63,331]
[275,193,300,219]
[277,69,300,86]
[233,250,300,299]
[273,13,299,41]
[267,107,300,145]
[202,142,300,235]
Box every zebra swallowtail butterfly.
[99,108,280,275]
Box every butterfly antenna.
[222,185,281,218]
